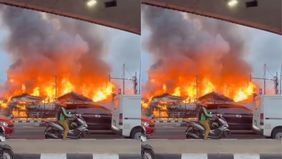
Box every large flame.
[15,79,115,103]
[145,78,255,103]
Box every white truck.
[253,95,282,139]
[111,95,143,139]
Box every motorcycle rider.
[198,102,212,140]
[57,106,72,140]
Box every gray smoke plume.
[142,5,252,96]
[0,5,110,96]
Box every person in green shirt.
[198,103,213,140]
[57,106,72,140]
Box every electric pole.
[251,64,279,95]
[195,75,199,99]
[122,64,125,95]
[264,64,266,94]
[109,64,138,95]
[274,72,279,95]
[280,63,282,94]
[54,75,58,98]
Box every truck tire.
[131,127,143,140]
[272,127,282,139]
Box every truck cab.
[111,95,143,139]
[253,95,282,139]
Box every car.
[65,104,112,130]
[142,117,155,136]
[206,104,253,130]
[0,116,14,137]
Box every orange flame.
[92,83,114,102]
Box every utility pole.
[251,64,279,95]
[133,72,138,95]
[54,75,58,99]
[280,63,282,94]
[195,75,199,99]
[122,64,125,95]
[274,72,279,95]
[264,64,266,94]
[109,64,138,95]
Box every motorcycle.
[0,126,13,159]
[185,114,230,139]
[141,135,154,159]
[44,114,88,139]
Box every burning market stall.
[8,93,44,118]
[56,92,93,105]
[147,93,197,118]
[198,92,234,104]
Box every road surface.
[147,139,282,154]
[150,124,263,139]
[11,123,121,139]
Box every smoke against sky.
[141,5,282,96]
[0,5,140,97]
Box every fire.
[162,84,167,93]
[202,78,215,95]
[233,82,255,102]
[153,104,168,118]
[61,78,74,95]
[12,102,28,118]
[92,83,114,102]
[21,84,26,93]
[144,78,256,104]
[172,87,181,96]
[32,87,40,96]
[0,100,8,109]
[2,78,115,106]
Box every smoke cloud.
[0,6,111,97]
[142,6,252,97]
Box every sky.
[141,6,282,94]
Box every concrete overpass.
[143,0,281,35]
[0,0,281,35]
[0,0,140,34]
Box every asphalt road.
[7,139,140,154]
[150,125,263,139]
[11,123,263,139]
[11,123,121,139]
[147,139,282,154]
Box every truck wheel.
[131,128,143,140]
[272,127,282,139]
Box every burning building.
[0,6,117,116]
[142,6,257,111]
[8,93,43,118]
[146,93,197,118]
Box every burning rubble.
[0,7,116,117]
[142,6,257,117]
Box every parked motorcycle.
[141,135,154,159]
[0,126,13,159]
[185,114,230,139]
[44,114,88,139]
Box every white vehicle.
[253,95,282,139]
[111,95,143,139]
